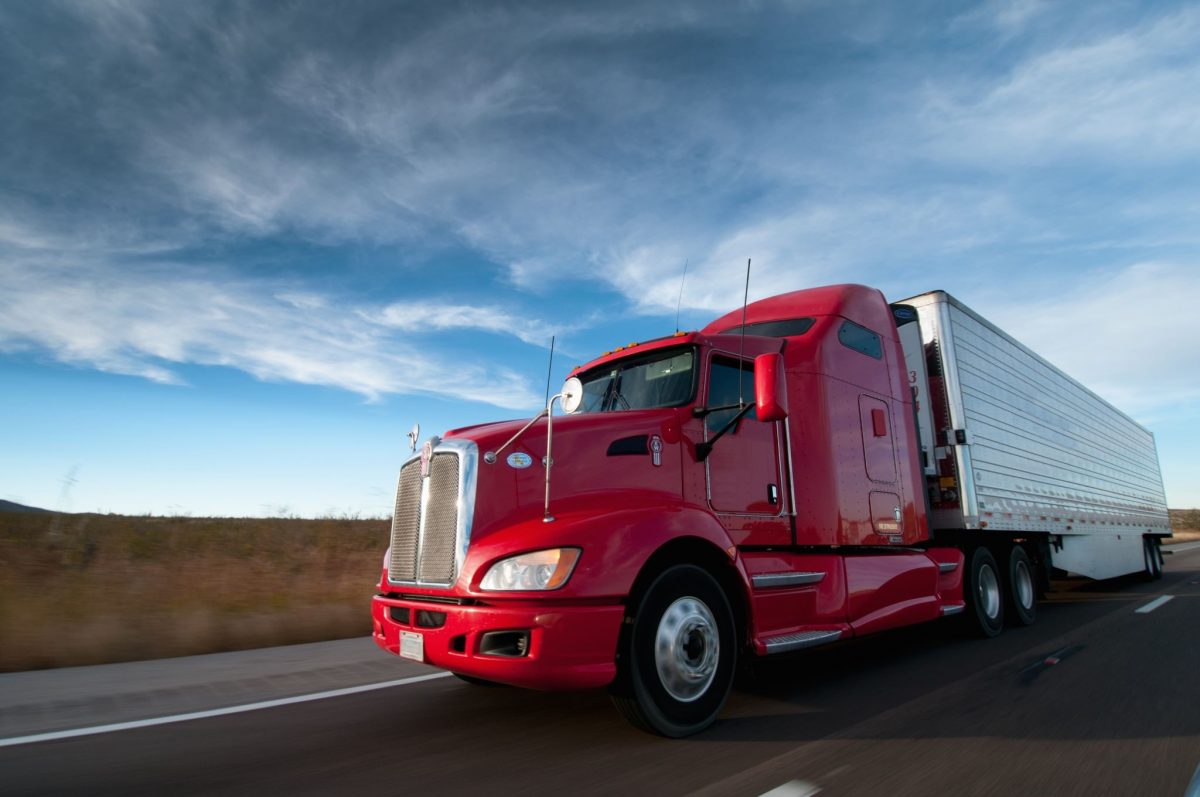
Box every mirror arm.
[484,408,548,464]
[691,402,742,419]
[695,402,753,462]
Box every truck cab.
[372,284,968,737]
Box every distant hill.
[0,500,52,513]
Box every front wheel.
[610,565,736,737]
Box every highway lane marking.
[1018,644,1084,686]
[758,780,822,797]
[1135,595,1175,614]
[0,671,452,748]
[1185,761,1200,797]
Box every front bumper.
[371,593,624,690]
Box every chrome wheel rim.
[654,596,719,703]
[1014,559,1034,611]
[978,564,1001,620]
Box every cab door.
[703,355,789,546]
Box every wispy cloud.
[2,2,1199,425]
[0,257,544,409]
[373,302,557,347]
[927,7,1200,164]
[979,261,1200,420]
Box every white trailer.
[895,290,1170,581]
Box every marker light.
[479,548,581,591]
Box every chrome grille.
[389,462,422,579]
[418,455,460,582]
[388,450,465,586]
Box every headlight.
[479,548,581,591]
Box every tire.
[1005,546,1037,626]
[1143,538,1163,581]
[964,547,1004,638]
[610,564,736,737]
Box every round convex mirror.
[560,377,584,413]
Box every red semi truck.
[371,283,1170,736]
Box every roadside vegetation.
[1170,509,1200,543]
[0,508,1195,672]
[0,511,386,672]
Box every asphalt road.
[3,544,1199,796]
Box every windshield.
[577,347,696,412]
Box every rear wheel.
[1005,546,1037,626]
[964,547,1004,638]
[1143,537,1163,581]
[610,565,736,737]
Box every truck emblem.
[420,440,433,478]
[506,452,533,469]
[649,435,663,467]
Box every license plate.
[399,631,424,662]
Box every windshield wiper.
[691,402,742,419]
[602,372,630,411]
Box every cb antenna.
[737,258,751,407]
[674,258,690,334]
[543,335,556,408]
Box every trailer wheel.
[1143,538,1163,581]
[964,547,1004,638]
[1005,546,1037,626]
[610,565,736,737]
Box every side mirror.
[560,377,584,413]
[754,352,787,422]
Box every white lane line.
[0,671,452,748]
[1135,595,1175,614]
[1185,761,1200,797]
[758,780,822,797]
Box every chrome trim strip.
[783,415,798,518]
[763,629,842,654]
[752,571,826,589]
[941,604,965,616]
[414,464,431,579]
[938,561,959,573]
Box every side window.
[706,359,757,434]
[838,320,882,359]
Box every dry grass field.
[1168,508,1200,544]
[0,511,387,672]
[1,507,1196,672]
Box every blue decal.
[506,452,533,469]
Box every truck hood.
[444,409,686,543]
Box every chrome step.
[762,629,842,654]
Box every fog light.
[479,630,530,657]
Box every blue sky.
[1,0,1197,516]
